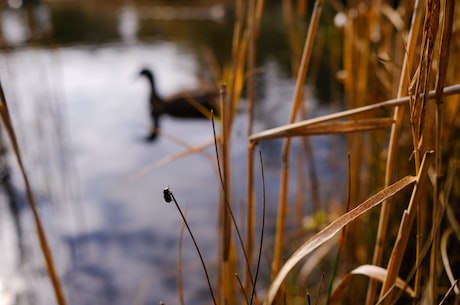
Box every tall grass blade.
[272,0,323,279]
[212,112,256,303]
[264,175,417,305]
[367,1,425,302]
[330,264,416,304]
[380,151,435,304]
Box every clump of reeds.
[246,0,460,304]
[156,0,460,304]
[192,0,460,304]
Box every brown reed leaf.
[264,175,417,305]
[380,151,434,303]
[251,118,395,140]
[250,84,460,143]
[330,264,416,304]
[367,2,431,303]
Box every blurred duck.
[139,68,220,141]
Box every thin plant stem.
[0,82,67,305]
[164,188,217,305]
[431,1,454,303]
[249,150,266,305]
[211,111,256,300]
[245,0,257,293]
[272,0,323,278]
[236,273,250,305]
[325,153,352,305]
[177,210,186,305]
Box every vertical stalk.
[431,0,454,302]
[366,1,423,303]
[272,0,323,277]
[245,0,257,294]
[219,83,235,305]
[0,83,67,305]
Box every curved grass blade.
[264,175,416,305]
[330,264,415,304]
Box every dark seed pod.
[163,187,172,203]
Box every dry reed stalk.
[271,0,323,281]
[245,0,257,294]
[365,1,424,301]
[430,1,455,303]
[0,84,67,305]
[282,0,321,230]
[379,152,434,304]
[217,83,238,305]
[249,83,460,143]
[211,115,259,305]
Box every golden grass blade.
[0,84,67,305]
[440,228,459,295]
[250,84,460,143]
[253,118,394,140]
[367,1,425,300]
[245,0,259,291]
[330,264,416,304]
[380,151,435,303]
[431,1,455,302]
[264,175,417,305]
[272,0,323,278]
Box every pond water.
[0,2,346,305]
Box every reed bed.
[1,0,460,305]
[210,0,460,304]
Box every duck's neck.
[145,73,163,103]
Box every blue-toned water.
[0,3,346,305]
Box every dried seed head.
[163,187,172,203]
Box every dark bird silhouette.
[139,68,220,141]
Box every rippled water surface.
[0,2,346,305]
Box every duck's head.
[139,68,154,79]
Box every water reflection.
[136,4,231,21]
[0,2,346,305]
[117,5,138,44]
[0,0,52,46]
